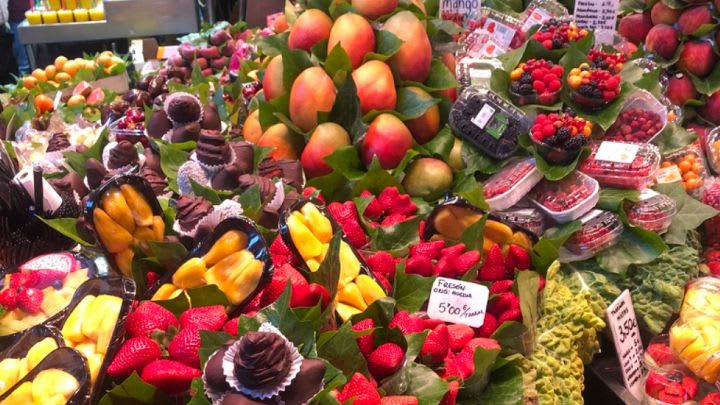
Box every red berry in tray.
[509,59,563,106]
[530,112,592,150]
[603,108,663,143]
[532,19,589,50]
[587,49,626,74]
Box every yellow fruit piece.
[301,203,333,243]
[355,274,386,305]
[133,226,156,242]
[40,290,67,316]
[82,294,119,341]
[206,250,255,285]
[172,257,207,289]
[169,289,183,299]
[115,249,134,277]
[336,302,362,322]
[433,206,483,241]
[510,232,533,252]
[203,230,248,266]
[152,284,178,301]
[26,338,58,370]
[318,243,329,262]
[17,358,30,379]
[670,323,698,354]
[151,216,165,241]
[73,342,96,358]
[42,394,69,405]
[93,208,133,253]
[0,358,21,395]
[62,295,96,343]
[291,211,308,227]
[86,353,104,385]
[338,283,367,311]
[339,242,360,286]
[306,259,320,272]
[226,258,263,305]
[287,214,323,260]
[100,188,135,232]
[2,381,32,405]
[119,184,154,227]
[31,369,79,403]
[484,220,514,246]
[96,296,122,354]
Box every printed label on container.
[471,104,496,130]
[521,6,552,31]
[440,0,482,27]
[606,290,644,401]
[428,278,488,328]
[655,165,683,184]
[481,17,516,49]
[595,141,640,164]
[574,0,619,45]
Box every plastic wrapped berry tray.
[484,158,543,212]
[599,89,667,144]
[563,209,624,258]
[579,141,661,190]
[626,189,677,234]
[528,171,600,223]
[494,205,546,237]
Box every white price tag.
[595,141,640,164]
[471,104,496,130]
[427,278,488,327]
[574,0,619,45]
[655,165,683,184]
[606,290,644,401]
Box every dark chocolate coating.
[237,175,276,203]
[233,332,292,389]
[201,102,223,131]
[147,109,173,139]
[51,171,88,198]
[175,195,214,231]
[196,130,231,166]
[107,140,139,170]
[204,345,232,395]
[167,93,202,123]
[211,164,242,190]
[85,158,108,189]
[47,132,71,152]
[230,142,254,175]
[141,167,168,196]
[171,122,201,143]
[258,159,303,190]
[143,146,164,175]
[220,393,277,405]
[279,359,326,405]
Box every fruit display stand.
[17,0,199,69]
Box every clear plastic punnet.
[643,365,699,405]
[705,127,720,174]
[627,189,677,234]
[495,205,547,237]
[529,171,600,223]
[669,315,720,384]
[563,209,624,258]
[483,158,543,212]
[579,141,661,190]
[600,90,668,144]
[679,277,720,321]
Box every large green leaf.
[352,157,402,196]
[595,225,668,275]
[368,216,422,256]
[403,363,449,405]
[364,30,403,63]
[460,215,487,253]
[531,221,582,275]
[597,188,642,212]
[459,348,501,400]
[325,145,366,180]
[653,122,697,155]
[317,322,369,377]
[36,217,93,246]
[395,87,441,120]
[324,43,352,79]
[654,182,719,245]
[402,59,458,92]
[393,266,436,313]
[516,271,539,342]
[329,75,366,142]
[310,232,342,303]
[477,363,525,404]
[99,372,167,405]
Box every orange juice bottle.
[26,10,43,24]
[73,8,89,21]
[57,9,73,22]
[42,11,59,23]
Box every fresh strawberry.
[243,292,263,313]
[478,244,506,281]
[454,251,481,277]
[328,202,357,224]
[498,309,522,324]
[379,187,416,216]
[682,375,699,398]
[465,337,501,352]
[439,380,459,405]
[140,359,201,396]
[709,262,720,276]
[489,292,520,317]
[302,186,324,203]
[380,396,418,405]
[145,271,161,288]
[301,283,330,309]
[538,274,546,290]
[447,324,474,353]
[441,351,464,380]
[107,336,162,378]
[9,272,38,289]
[475,314,498,338]
[179,305,227,331]
[454,350,475,378]
[489,280,514,296]
[418,220,426,238]
[381,213,407,227]
[422,318,445,330]
[421,324,449,365]
[366,252,397,278]
[389,311,424,334]
[409,241,445,260]
[701,393,720,405]
[168,327,201,368]
[440,244,466,261]
[405,255,435,277]
[17,288,43,314]
[0,289,18,310]
[435,255,455,277]
[505,245,531,272]
[343,201,361,222]
[361,190,385,219]
[336,372,381,405]
[223,317,239,336]
[126,301,179,337]
[368,343,405,380]
[343,220,369,249]
[352,318,376,357]
[372,271,393,294]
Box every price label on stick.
[427,278,488,327]
[606,290,644,401]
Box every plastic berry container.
[483,158,543,212]
[643,366,699,404]
[519,0,569,32]
[679,277,720,321]
[579,141,661,190]
[449,88,529,160]
[528,171,600,223]
[645,334,687,372]
[662,144,709,196]
[669,316,720,384]
[495,205,546,237]
[530,112,592,165]
[463,9,524,58]
[563,210,623,257]
[456,57,503,92]
[705,127,720,174]
[626,189,677,234]
[601,90,667,144]
[507,59,563,107]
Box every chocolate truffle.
[171,121,201,143]
[233,332,292,390]
[238,175,276,203]
[166,92,202,124]
[230,141,254,175]
[212,164,242,190]
[204,345,232,395]
[201,102,223,131]
[175,195,214,232]
[141,167,168,196]
[147,109,173,139]
[46,132,71,153]
[143,146,164,175]
[279,359,326,405]
[107,140,140,170]
[258,159,303,190]
[196,130,231,167]
[86,158,108,189]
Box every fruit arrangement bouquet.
[567,63,621,110]
[508,59,563,106]
[530,112,592,164]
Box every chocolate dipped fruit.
[85,176,164,276]
[151,218,272,311]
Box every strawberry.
[489,292,519,317]
[372,271,393,294]
[126,301,179,337]
[454,251,481,277]
[409,241,445,260]
[243,292,263,313]
[439,380,459,405]
[343,220,369,249]
[0,288,18,310]
[107,336,162,378]
[465,337,501,353]
[505,245,531,272]
[476,314,498,338]
[422,318,445,330]
[378,187,405,215]
[270,235,293,257]
[380,396,418,405]
[17,288,43,314]
[447,324,474,353]
[441,351,464,380]
[701,393,720,405]
[709,262,720,276]
[301,283,330,309]
[145,271,160,288]
[381,213,407,227]
[489,280,514,296]
[440,244,466,261]
[179,305,227,331]
[302,186,324,203]
[361,190,385,219]
[435,255,455,277]
[366,252,397,278]
[168,327,201,368]
[418,220,426,239]
[328,202,357,224]
[9,272,38,289]
[454,350,475,378]
[342,201,361,222]
[389,311,424,334]
[420,324,449,365]
[352,318,376,357]
[368,343,405,380]
[223,317,239,336]
[140,359,201,396]
[478,244,506,281]
[498,309,522,324]
[646,343,675,367]
[405,256,435,277]
[336,372,381,405]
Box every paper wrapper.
[177,160,212,195]
[266,181,285,213]
[222,323,302,400]
[173,199,244,239]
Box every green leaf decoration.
[281,48,315,94]
[402,362,449,405]
[190,180,222,205]
[99,372,167,405]
[379,330,429,395]
[402,59,457,92]
[307,171,354,202]
[364,30,403,63]
[36,217,93,246]
[393,266,436,313]
[187,284,230,308]
[317,321,370,377]
[516,271,540,343]
[187,378,212,405]
[653,121,698,155]
[595,224,668,275]
[156,141,189,193]
[395,87,441,120]
[311,232,342,303]
[459,347,502,400]
[352,157,401,196]
[689,63,720,96]
[369,216,422,255]
[148,240,188,271]
[461,142,511,175]
[324,43,352,79]
[255,34,290,57]
[654,182,719,245]
[328,0,354,19]
[306,0,332,13]
[478,363,525,404]
[198,330,234,367]
[460,215,487,253]
[517,133,590,181]
[64,128,108,178]
[531,221,583,275]
[238,184,264,222]
[418,127,455,160]
[490,321,533,356]
[597,188,641,212]
[329,75,366,142]
[453,175,490,211]
[325,145,366,180]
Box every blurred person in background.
[8,0,30,76]
[0,0,19,85]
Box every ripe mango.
[120,184,153,227]
[82,294,117,341]
[96,296,122,355]
[101,188,135,232]
[205,250,255,286]
[62,295,96,343]
[26,338,58,369]
[3,381,32,405]
[152,283,178,301]
[336,302,362,322]
[338,283,367,311]
[301,203,333,243]
[151,216,165,240]
[226,258,263,305]
[203,230,248,265]
[287,214,323,261]
[93,208,133,253]
[356,274,385,306]
[172,257,207,289]
[339,242,360,286]
[115,249,134,277]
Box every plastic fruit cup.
[532,136,583,165]
[42,11,59,24]
[57,9,74,23]
[509,88,561,107]
[73,9,89,21]
[571,90,614,111]
[89,8,104,20]
[25,10,43,25]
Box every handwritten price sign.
[606,290,644,401]
[428,278,489,327]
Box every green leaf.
[461,142,510,175]
[516,271,539,342]
[517,133,589,181]
[191,180,222,205]
[154,292,191,317]
[188,378,212,405]
[281,48,315,94]
[491,321,533,356]
[256,33,290,57]
[198,330,234,367]
[595,226,668,275]
[459,348,501,400]
[36,217,93,246]
[64,128,108,177]
[395,87,441,120]
[325,146,366,180]
[352,157,401,196]
[324,43,352,79]
[364,30,403,62]
[419,127,455,160]
[99,372,166,405]
[307,171,354,202]
[402,59,457,92]
[453,175,490,211]
[689,63,720,96]
[369,216,422,255]
[654,182,719,245]
[597,188,642,212]
[157,141,189,193]
[393,267,436,313]
[478,364,525,404]
[310,232,342,303]
[148,240,188,271]
[653,122,698,155]
[187,284,231,308]
[317,322,369,377]
[238,185,264,221]
[531,221,582,275]
[460,215,487,253]
[329,76,365,142]
[402,363,449,405]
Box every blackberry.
[556,127,571,143]
[545,135,559,146]
[510,82,521,93]
[520,72,532,85]
[579,85,594,97]
[596,60,609,70]
[552,39,562,49]
[519,84,533,95]
[566,110,577,117]
[592,88,603,98]
[566,136,586,150]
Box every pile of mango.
[0,338,58,396]
[0,369,79,405]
